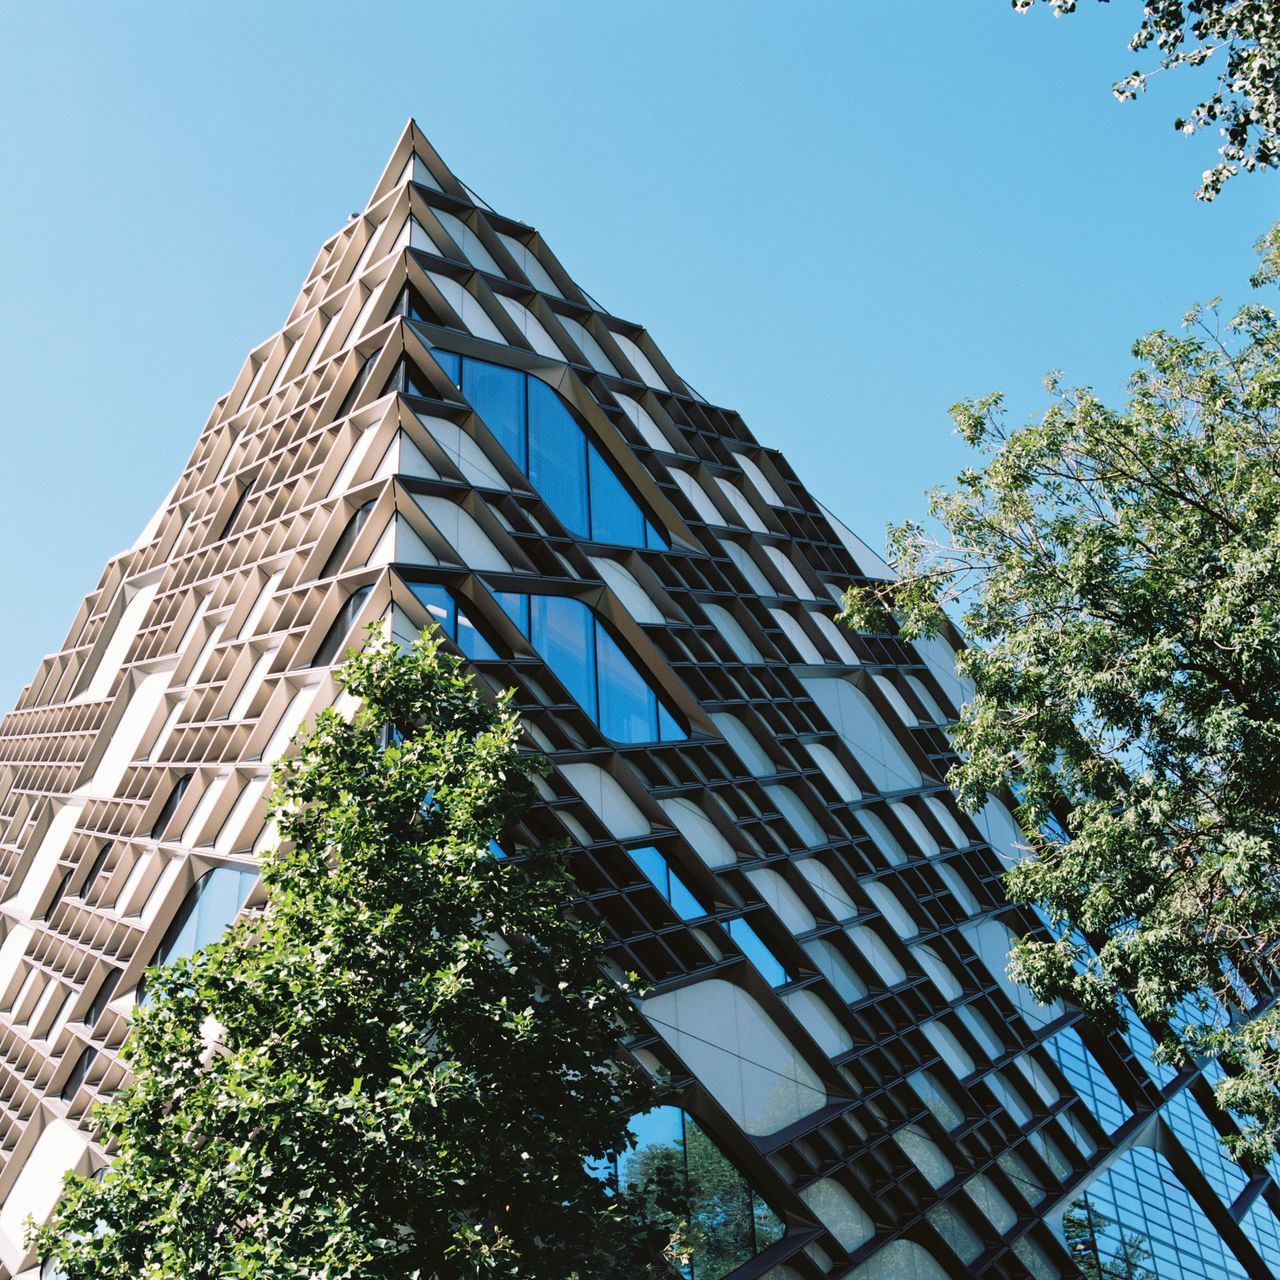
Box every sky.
[0,1,1276,709]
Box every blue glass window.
[152,866,257,974]
[463,359,526,467]
[530,595,598,718]
[430,348,667,549]
[1162,1071,1249,1207]
[408,582,498,661]
[727,917,791,988]
[631,846,705,920]
[497,591,684,744]
[140,865,257,1005]
[599,1106,785,1280]
[1044,1026,1131,1134]
[1066,1147,1249,1280]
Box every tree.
[34,626,672,1279]
[839,232,1280,1163]
[1014,1,1280,199]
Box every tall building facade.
[0,122,1276,1279]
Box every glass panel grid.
[1044,1026,1131,1133]
[434,348,666,550]
[1069,1146,1247,1280]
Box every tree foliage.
[840,237,1280,1163]
[35,627,670,1279]
[1014,0,1280,199]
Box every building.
[0,121,1277,1279]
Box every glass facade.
[605,1106,785,1279]
[149,866,257,975]
[494,591,684,744]
[408,582,498,661]
[1043,1025,1132,1134]
[1066,1146,1246,1280]
[631,845,706,921]
[429,348,667,549]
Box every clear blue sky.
[0,2,1275,709]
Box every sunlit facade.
[0,122,1277,1278]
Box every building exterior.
[0,121,1277,1279]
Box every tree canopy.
[1014,0,1280,199]
[35,627,670,1279]
[840,230,1280,1163]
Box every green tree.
[34,626,671,1279]
[1014,1,1280,199]
[839,233,1280,1163]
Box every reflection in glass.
[1064,1147,1247,1279]
[727,918,791,988]
[600,1106,785,1279]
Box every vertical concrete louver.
[0,121,1277,1279]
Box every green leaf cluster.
[1013,0,1280,199]
[840,231,1280,1164]
[35,627,671,1279]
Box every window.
[408,583,498,660]
[1043,1026,1131,1134]
[727,917,791,988]
[150,774,192,840]
[85,969,120,1028]
[495,591,684,743]
[60,1045,95,1102]
[428,348,666,549]
[336,346,382,418]
[215,483,253,543]
[313,586,372,666]
[1065,1147,1249,1279]
[599,1106,784,1279]
[630,845,705,920]
[149,866,257,977]
[321,499,375,578]
[42,870,71,923]
[76,844,113,901]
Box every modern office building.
[0,122,1276,1279]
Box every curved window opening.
[215,482,253,543]
[313,586,372,667]
[42,870,72,923]
[150,774,192,840]
[77,843,113,901]
[726,917,792,988]
[496,591,684,743]
[85,968,120,1028]
[336,346,383,419]
[597,1106,784,1280]
[429,348,666,549]
[142,865,257,1002]
[408,582,498,661]
[60,1045,95,1102]
[321,499,375,578]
